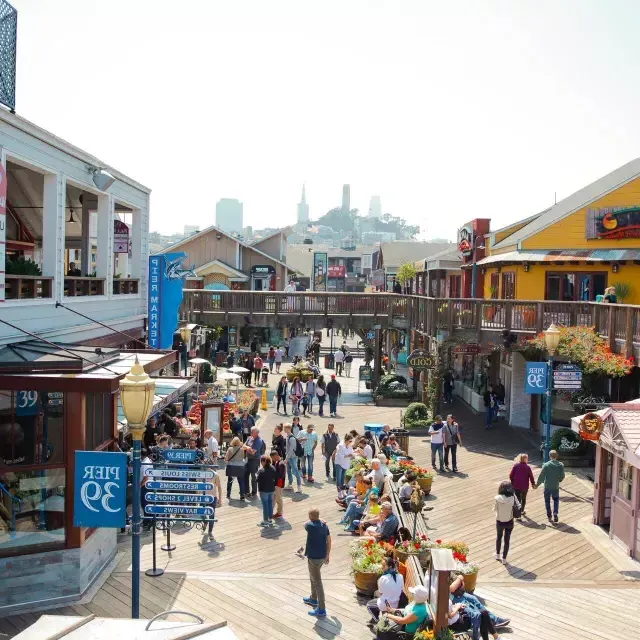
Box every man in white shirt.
[428,415,446,472]
[366,459,386,491]
[275,346,284,373]
[334,349,345,376]
[204,429,219,461]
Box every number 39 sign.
[73,451,127,528]
[525,362,548,395]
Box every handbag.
[512,496,522,519]
[225,447,245,477]
[316,387,325,397]
[447,423,461,445]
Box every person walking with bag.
[276,376,288,415]
[283,423,303,493]
[256,455,277,527]
[443,414,461,472]
[509,453,535,518]
[224,436,246,500]
[305,377,317,415]
[302,508,331,618]
[493,481,520,564]
[344,351,353,377]
[270,449,286,519]
[244,427,265,498]
[316,374,327,416]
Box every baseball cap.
[408,585,429,603]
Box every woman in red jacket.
[509,453,535,518]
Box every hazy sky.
[11,0,640,239]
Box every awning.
[475,248,640,267]
[118,376,196,430]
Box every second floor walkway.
[179,290,640,358]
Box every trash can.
[391,428,410,455]
[324,353,335,369]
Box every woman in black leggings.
[493,480,520,564]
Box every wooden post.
[624,307,633,357]
[607,305,615,351]
[65,391,86,549]
[536,302,544,334]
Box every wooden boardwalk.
[2,396,640,640]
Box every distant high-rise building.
[342,184,351,213]
[216,198,243,234]
[297,184,309,223]
[243,225,253,240]
[368,196,382,218]
[183,224,200,236]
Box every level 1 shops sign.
[406,349,435,371]
[553,363,582,390]
[525,362,547,395]
[73,451,127,528]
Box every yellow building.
[479,158,640,304]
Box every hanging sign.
[15,390,39,416]
[160,449,199,464]
[73,451,127,528]
[578,412,604,441]
[553,363,582,390]
[144,504,214,517]
[452,344,482,356]
[525,362,547,395]
[312,252,328,291]
[146,493,215,504]
[407,349,436,371]
[146,480,213,491]
[143,468,214,479]
[113,220,130,253]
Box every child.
[301,393,310,417]
[355,494,383,535]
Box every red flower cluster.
[453,551,467,563]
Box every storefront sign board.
[452,344,482,356]
[113,220,130,253]
[407,349,436,371]
[578,412,604,441]
[525,362,547,395]
[359,365,372,381]
[73,451,127,528]
[586,207,640,239]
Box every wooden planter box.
[375,396,413,407]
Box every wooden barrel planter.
[417,477,432,495]
[353,570,380,596]
[394,548,411,564]
[418,549,430,570]
[463,571,479,593]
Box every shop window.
[86,393,115,451]
[545,272,607,301]
[0,468,66,556]
[501,272,516,300]
[617,461,632,502]
[449,275,461,298]
[0,391,64,468]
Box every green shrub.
[378,373,407,389]
[550,427,588,456]
[405,402,429,423]
[6,257,42,276]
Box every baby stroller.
[290,393,302,416]
[260,366,269,387]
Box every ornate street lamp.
[543,323,561,462]
[119,357,155,619]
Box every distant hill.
[314,207,419,240]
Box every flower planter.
[463,570,479,593]
[353,570,380,596]
[417,477,432,495]
[484,306,496,322]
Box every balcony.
[4,275,53,300]
[63,277,106,297]
[112,278,140,295]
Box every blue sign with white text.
[148,252,196,349]
[525,362,548,395]
[15,390,39,416]
[145,504,214,517]
[73,451,127,528]
[162,449,198,464]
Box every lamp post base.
[161,543,176,551]
[145,567,165,577]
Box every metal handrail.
[0,482,22,537]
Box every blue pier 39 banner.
[148,253,196,349]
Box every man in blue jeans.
[428,416,445,472]
[536,449,565,523]
[326,374,342,418]
[298,424,318,482]
[283,423,302,493]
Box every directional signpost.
[142,448,217,575]
[553,363,582,390]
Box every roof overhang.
[474,248,640,268]
[195,259,249,281]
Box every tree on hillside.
[314,207,419,239]
[373,213,420,239]
[315,207,359,232]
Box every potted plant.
[484,284,498,321]
[413,466,434,495]
[6,257,43,276]
[611,281,632,303]
[453,555,480,593]
[388,459,404,482]
[521,304,536,328]
[349,539,389,595]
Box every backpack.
[290,434,304,457]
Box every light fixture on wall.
[67,208,77,224]
[523,262,530,272]
[87,165,116,191]
[612,263,619,273]
[216,233,222,240]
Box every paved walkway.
[2,391,639,639]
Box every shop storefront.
[0,344,175,612]
[571,403,640,559]
[250,265,276,291]
[451,344,497,412]
[481,160,640,304]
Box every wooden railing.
[112,278,140,295]
[4,275,53,300]
[64,277,105,297]
[179,290,640,355]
